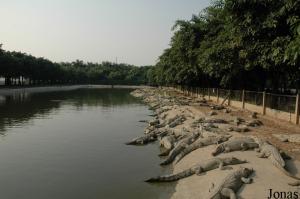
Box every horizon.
[0,0,210,66]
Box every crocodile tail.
[174,143,201,164]
[278,166,300,180]
[271,156,300,180]
[288,181,300,186]
[160,154,175,165]
[125,140,138,145]
[145,169,194,182]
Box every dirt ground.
[163,89,300,199]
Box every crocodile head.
[211,144,224,156]
[241,167,254,177]
[224,157,248,165]
[217,135,232,143]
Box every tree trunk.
[5,77,11,86]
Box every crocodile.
[160,132,200,165]
[208,111,218,116]
[228,126,250,133]
[167,115,181,124]
[251,112,258,119]
[156,108,171,115]
[149,119,160,126]
[159,135,177,149]
[126,133,157,145]
[138,120,148,123]
[146,157,247,183]
[208,167,254,199]
[199,118,228,124]
[174,135,231,164]
[210,105,225,110]
[246,119,263,127]
[256,139,300,182]
[168,115,186,128]
[126,129,168,145]
[212,137,258,156]
[233,117,245,126]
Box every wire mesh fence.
[244,91,263,106]
[219,89,229,99]
[176,86,299,118]
[265,93,296,114]
[231,90,243,101]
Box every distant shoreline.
[0,85,150,96]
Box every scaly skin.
[160,132,200,165]
[146,157,247,182]
[159,135,177,149]
[208,167,254,199]
[173,135,231,164]
[256,140,300,184]
[126,129,168,145]
[212,137,258,156]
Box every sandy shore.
[0,85,149,96]
[131,87,300,199]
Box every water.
[0,89,175,199]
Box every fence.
[172,86,300,125]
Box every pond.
[0,88,174,199]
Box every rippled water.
[0,89,174,199]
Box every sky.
[0,0,211,66]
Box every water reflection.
[0,89,139,132]
[0,88,174,199]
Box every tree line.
[0,44,151,86]
[149,0,300,93]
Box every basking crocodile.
[149,119,160,126]
[199,118,228,124]
[146,157,247,182]
[174,135,231,164]
[126,129,168,145]
[256,139,300,182]
[228,126,250,133]
[138,120,148,123]
[167,115,181,124]
[156,108,171,115]
[160,132,200,165]
[208,167,254,199]
[212,137,258,156]
[159,135,177,149]
[168,115,186,128]
[246,119,263,127]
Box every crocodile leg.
[221,188,237,199]
[257,152,267,158]
[241,142,248,151]
[195,167,205,176]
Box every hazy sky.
[0,0,211,66]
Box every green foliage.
[0,47,151,86]
[151,0,300,91]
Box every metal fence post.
[262,91,266,115]
[242,90,245,109]
[228,90,231,106]
[296,94,299,125]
